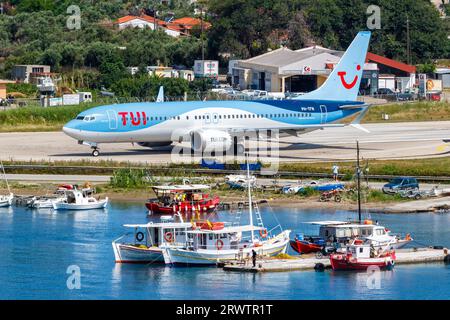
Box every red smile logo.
[338,65,361,89]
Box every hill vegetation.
[0,0,448,95]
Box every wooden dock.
[222,248,450,273]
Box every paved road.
[1,121,449,163]
[4,174,440,192]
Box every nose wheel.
[92,149,100,157]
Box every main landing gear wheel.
[92,149,100,157]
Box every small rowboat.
[289,234,325,254]
[330,242,396,271]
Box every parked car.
[382,177,419,194]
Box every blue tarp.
[200,159,261,171]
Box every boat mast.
[356,141,362,224]
[246,153,255,243]
[0,160,10,194]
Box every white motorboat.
[0,193,13,208]
[162,159,291,266]
[29,196,66,209]
[112,215,192,263]
[52,189,108,210]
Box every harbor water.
[0,202,449,300]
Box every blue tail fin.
[295,31,371,102]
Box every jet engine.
[191,130,232,153]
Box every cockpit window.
[82,116,96,122]
[76,116,85,120]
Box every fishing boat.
[145,184,220,215]
[161,158,291,266]
[293,220,412,252]
[0,160,13,208]
[52,188,108,210]
[112,215,192,263]
[330,241,396,271]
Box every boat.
[145,184,220,215]
[29,196,66,209]
[161,159,291,266]
[289,233,325,254]
[112,215,192,263]
[52,188,108,210]
[0,160,13,208]
[296,220,412,251]
[225,174,256,189]
[330,241,396,271]
[0,193,13,208]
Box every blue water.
[0,203,449,300]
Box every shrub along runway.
[1,121,449,163]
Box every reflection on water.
[0,202,449,299]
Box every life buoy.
[164,231,174,243]
[259,229,268,238]
[136,231,145,242]
[216,239,224,250]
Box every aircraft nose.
[62,121,81,139]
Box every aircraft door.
[320,105,327,124]
[107,110,118,129]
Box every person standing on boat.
[332,164,340,181]
[252,249,257,268]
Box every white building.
[115,15,181,37]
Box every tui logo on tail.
[338,65,361,90]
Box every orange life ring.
[216,239,224,250]
[259,229,268,238]
[164,232,174,243]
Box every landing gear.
[92,149,100,157]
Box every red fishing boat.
[330,242,396,271]
[145,184,220,215]
[289,234,325,254]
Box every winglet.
[156,86,164,103]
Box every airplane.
[63,31,372,157]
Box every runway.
[1,121,449,163]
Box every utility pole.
[406,14,411,65]
[356,140,362,224]
[200,4,205,61]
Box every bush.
[109,168,150,189]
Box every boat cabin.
[319,223,388,242]
[152,184,212,204]
[303,221,388,243]
[123,216,192,248]
[345,244,372,259]
[185,225,265,251]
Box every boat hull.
[289,239,322,254]
[146,197,220,215]
[330,254,395,271]
[53,199,108,210]
[113,243,164,263]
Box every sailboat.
[161,156,291,265]
[0,160,13,207]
